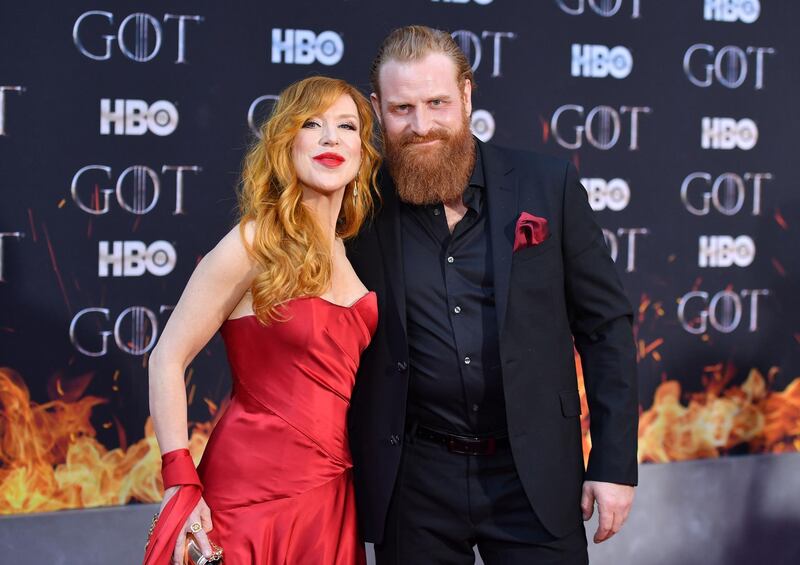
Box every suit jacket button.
[397,361,408,372]
[389,434,400,446]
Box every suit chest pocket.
[511,237,562,282]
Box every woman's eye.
[340,123,357,131]
[302,120,320,128]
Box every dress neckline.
[225,291,375,323]
[315,290,375,309]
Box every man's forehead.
[378,53,460,94]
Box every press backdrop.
[1,0,798,516]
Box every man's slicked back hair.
[369,25,475,98]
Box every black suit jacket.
[347,141,638,542]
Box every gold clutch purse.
[145,513,224,564]
[185,533,223,564]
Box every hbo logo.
[704,0,760,23]
[582,178,630,211]
[698,235,755,268]
[100,99,178,136]
[571,44,632,78]
[701,117,757,150]
[271,29,343,66]
[98,240,176,277]
[470,109,495,142]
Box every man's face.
[372,52,476,206]
[372,52,471,148]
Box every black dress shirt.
[401,146,507,435]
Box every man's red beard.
[383,113,476,206]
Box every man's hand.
[581,480,635,543]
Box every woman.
[143,76,380,565]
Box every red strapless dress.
[197,292,376,564]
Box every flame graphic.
[637,366,800,463]
[576,354,592,465]
[2,353,799,515]
[0,367,213,514]
[576,356,800,466]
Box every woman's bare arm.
[148,223,258,454]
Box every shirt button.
[453,306,462,314]
[447,256,454,264]
[464,356,471,365]
[397,361,408,372]
[433,208,441,216]
[472,404,480,412]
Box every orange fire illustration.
[637,365,800,462]
[0,367,213,515]
[576,356,800,466]
[575,355,592,464]
[2,355,799,515]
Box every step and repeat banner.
[1,0,798,514]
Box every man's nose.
[410,108,432,137]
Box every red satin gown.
[197,292,376,564]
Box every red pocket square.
[513,212,549,253]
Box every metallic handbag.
[146,513,224,564]
[185,533,223,564]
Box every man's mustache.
[396,129,451,147]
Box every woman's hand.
[158,487,215,565]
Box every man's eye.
[431,99,442,106]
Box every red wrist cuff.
[161,448,202,490]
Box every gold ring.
[190,521,202,533]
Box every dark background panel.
[0,0,798,510]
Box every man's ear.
[462,79,473,117]
[370,93,382,126]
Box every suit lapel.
[375,171,407,336]
[481,141,518,333]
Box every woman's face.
[292,94,362,198]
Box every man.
[347,26,638,564]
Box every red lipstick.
[313,152,345,168]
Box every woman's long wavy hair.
[238,76,380,323]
